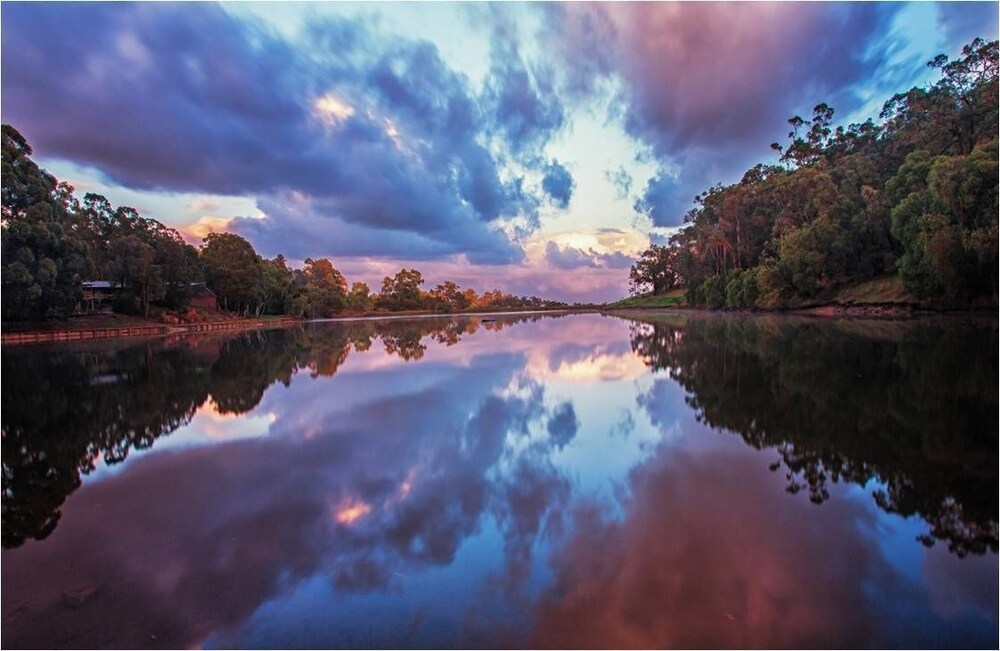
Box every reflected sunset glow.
[1,314,996,648]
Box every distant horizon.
[2,1,996,302]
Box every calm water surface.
[2,312,997,648]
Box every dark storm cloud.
[0,2,556,263]
[540,160,575,208]
[544,241,633,270]
[4,3,308,194]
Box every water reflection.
[627,313,999,557]
[1,312,996,648]
[533,438,997,649]
[1,315,545,550]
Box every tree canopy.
[1,126,566,322]
[628,38,998,310]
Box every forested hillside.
[628,38,998,309]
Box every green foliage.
[108,234,162,317]
[628,244,684,295]
[2,125,206,320]
[258,255,296,316]
[345,282,373,312]
[302,257,348,318]
[699,275,726,310]
[774,216,855,298]
[376,268,425,310]
[625,37,998,310]
[427,280,471,312]
[200,232,265,315]
[724,268,759,309]
[890,139,999,302]
[1,126,91,320]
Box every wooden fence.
[1,319,301,346]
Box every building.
[77,280,218,314]
[78,280,124,314]
[188,284,218,311]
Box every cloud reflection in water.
[1,313,996,649]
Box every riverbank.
[604,276,997,319]
[1,315,304,346]
[0,306,600,346]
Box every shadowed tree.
[200,232,264,315]
[107,234,163,317]
[628,244,685,296]
[1,125,90,320]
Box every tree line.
[1,127,566,321]
[628,38,998,309]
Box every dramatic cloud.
[543,3,903,225]
[634,172,686,227]
[481,23,567,162]
[540,160,575,208]
[0,3,551,263]
[544,241,633,270]
[230,191,523,265]
[2,1,993,299]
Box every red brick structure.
[189,286,218,311]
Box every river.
[2,312,996,648]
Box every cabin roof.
[82,280,123,289]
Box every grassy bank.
[604,288,687,310]
[829,276,914,305]
[603,276,996,315]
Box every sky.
[1,1,997,302]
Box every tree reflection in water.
[0,314,552,549]
[626,312,998,557]
[0,312,996,649]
